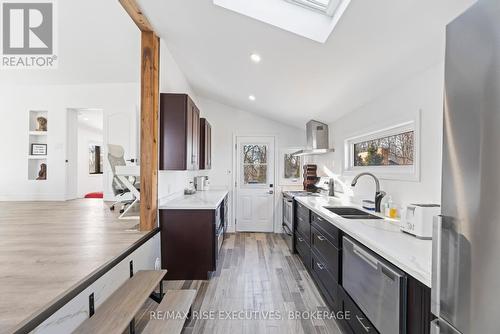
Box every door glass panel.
[243,145,267,164]
[242,144,268,185]
[244,165,267,184]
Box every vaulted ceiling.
[139,0,475,127]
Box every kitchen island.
[159,190,228,280]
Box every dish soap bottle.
[384,196,393,217]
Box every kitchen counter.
[295,195,432,287]
[158,190,228,210]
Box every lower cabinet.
[310,250,341,311]
[160,196,227,280]
[293,202,431,334]
[295,231,311,271]
[342,288,380,334]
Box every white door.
[235,136,275,232]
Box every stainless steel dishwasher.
[343,236,407,334]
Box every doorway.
[66,108,104,200]
[235,136,275,232]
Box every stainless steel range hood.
[292,120,335,156]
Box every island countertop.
[295,195,432,287]
[158,190,228,210]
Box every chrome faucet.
[351,172,386,213]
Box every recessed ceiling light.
[83,117,89,121]
[250,53,261,63]
[248,95,256,101]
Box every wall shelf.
[29,131,48,136]
[28,110,48,180]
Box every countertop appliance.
[431,1,500,333]
[282,191,320,252]
[400,204,440,239]
[343,236,407,334]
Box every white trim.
[343,112,421,181]
[278,148,302,186]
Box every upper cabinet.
[160,93,200,170]
[199,118,212,170]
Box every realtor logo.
[1,0,57,68]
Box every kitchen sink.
[324,207,383,220]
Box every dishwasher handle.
[352,245,379,270]
[346,236,405,281]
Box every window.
[344,119,420,181]
[354,131,414,166]
[279,148,302,185]
[243,144,268,184]
[89,144,103,175]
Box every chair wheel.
[110,205,115,211]
[120,209,125,214]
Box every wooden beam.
[140,31,159,231]
[119,0,154,32]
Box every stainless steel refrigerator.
[431,0,500,333]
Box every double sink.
[324,207,382,220]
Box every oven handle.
[282,223,293,236]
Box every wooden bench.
[142,289,197,334]
[73,270,166,334]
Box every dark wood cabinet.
[160,93,200,170]
[293,201,431,334]
[199,118,212,170]
[160,196,227,280]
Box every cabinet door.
[206,122,212,169]
[191,105,200,170]
[186,98,194,170]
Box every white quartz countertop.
[295,196,432,287]
[158,190,228,210]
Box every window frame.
[343,117,420,181]
[279,148,302,185]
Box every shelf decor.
[31,143,47,155]
[28,110,48,180]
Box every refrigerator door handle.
[431,215,443,317]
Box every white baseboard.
[0,194,66,201]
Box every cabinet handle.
[317,263,325,270]
[317,235,326,241]
[356,315,371,332]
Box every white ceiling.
[1,0,140,85]
[139,0,475,128]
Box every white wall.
[0,83,139,201]
[313,63,444,209]
[77,123,103,198]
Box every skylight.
[285,0,341,16]
[214,0,350,43]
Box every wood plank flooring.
[0,199,145,334]
[136,233,342,334]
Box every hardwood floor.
[137,233,342,334]
[0,199,145,334]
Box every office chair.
[107,144,139,213]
